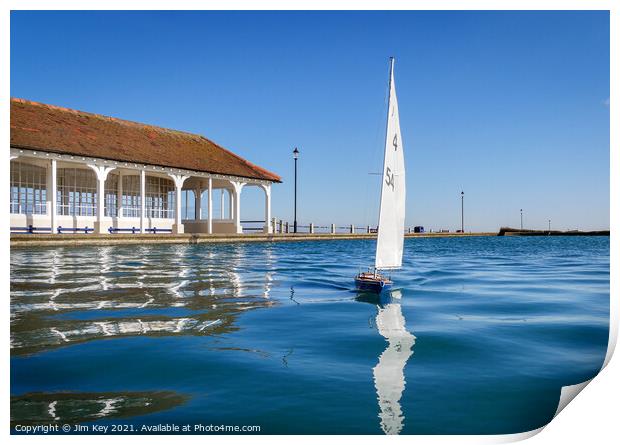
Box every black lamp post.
[520,209,523,230]
[293,147,299,233]
[461,191,464,233]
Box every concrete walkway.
[10,232,498,248]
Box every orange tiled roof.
[10,98,281,183]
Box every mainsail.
[375,58,406,270]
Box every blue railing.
[57,226,94,234]
[10,225,52,234]
[145,227,173,234]
[108,227,140,234]
[108,227,173,234]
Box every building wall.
[10,149,273,235]
[10,214,177,232]
[183,220,237,234]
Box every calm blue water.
[10,236,609,434]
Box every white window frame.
[146,176,175,219]
[10,160,47,215]
[57,167,97,216]
[104,173,119,217]
[121,175,141,218]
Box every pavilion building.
[10,98,281,235]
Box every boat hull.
[355,272,393,293]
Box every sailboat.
[355,57,406,293]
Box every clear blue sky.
[11,11,610,231]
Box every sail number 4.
[385,133,399,190]
[385,167,395,191]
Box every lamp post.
[293,147,299,233]
[548,219,551,232]
[520,209,523,230]
[461,191,464,233]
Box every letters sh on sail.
[375,57,406,270]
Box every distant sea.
[10,236,609,434]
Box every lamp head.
[293,147,299,159]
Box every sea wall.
[10,232,498,248]
[498,227,610,236]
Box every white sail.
[375,58,406,270]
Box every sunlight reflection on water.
[10,237,609,434]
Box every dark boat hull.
[354,272,393,293]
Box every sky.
[10,11,610,231]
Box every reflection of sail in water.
[372,290,415,435]
[263,246,275,298]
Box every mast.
[375,58,394,270]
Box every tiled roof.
[10,98,281,183]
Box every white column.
[231,181,245,234]
[140,170,146,233]
[194,187,202,220]
[169,174,189,234]
[220,189,225,219]
[88,164,115,234]
[261,183,272,234]
[49,159,57,233]
[117,171,123,218]
[207,178,213,234]
[228,189,233,221]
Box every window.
[57,168,97,216]
[10,160,47,215]
[146,176,175,219]
[121,175,141,217]
[105,173,119,217]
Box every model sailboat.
[355,57,406,293]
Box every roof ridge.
[10,97,201,139]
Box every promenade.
[10,231,498,248]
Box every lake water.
[10,236,609,434]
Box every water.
[10,236,609,434]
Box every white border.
[3,2,616,444]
